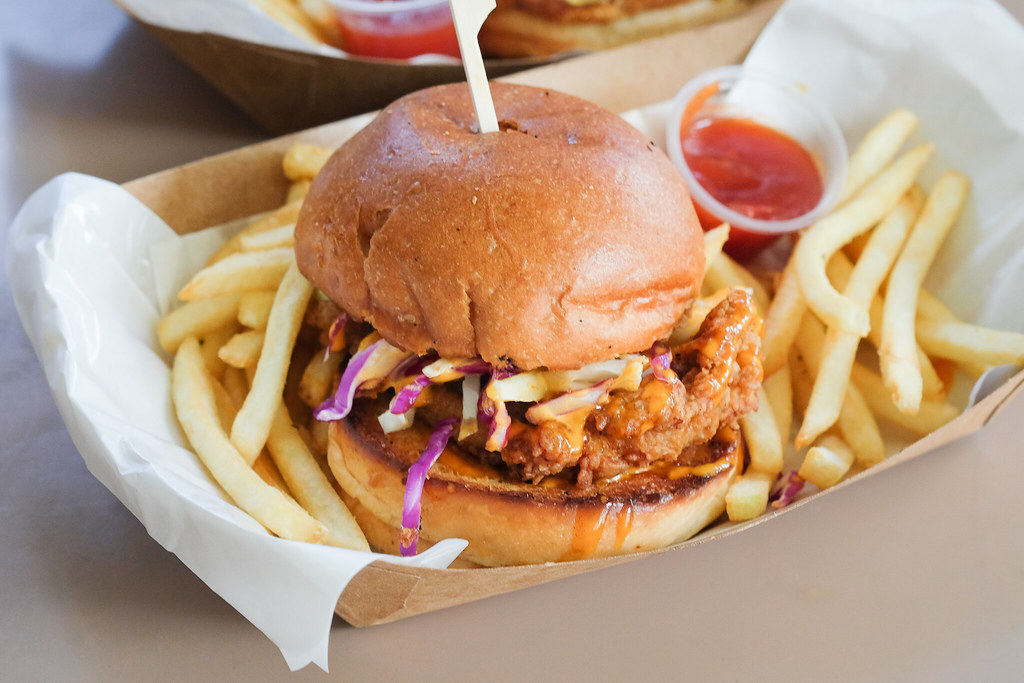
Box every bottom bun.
[327,399,742,567]
[480,0,755,58]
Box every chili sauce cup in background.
[326,0,460,59]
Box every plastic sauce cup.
[666,65,848,261]
[327,0,460,60]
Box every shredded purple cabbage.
[525,378,613,423]
[479,366,518,450]
[323,313,349,361]
[389,357,490,417]
[485,400,512,451]
[648,341,675,383]
[452,359,492,375]
[390,374,433,414]
[400,417,458,556]
[769,471,805,509]
[313,339,384,421]
[398,352,438,379]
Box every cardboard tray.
[119,0,1024,627]
[136,21,545,135]
[118,1,776,134]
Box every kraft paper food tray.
[112,0,780,134]
[132,22,540,134]
[7,0,1024,672]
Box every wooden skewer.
[448,0,499,133]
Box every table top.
[3,1,1024,679]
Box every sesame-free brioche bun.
[294,82,703,371]
[327,399,740,567]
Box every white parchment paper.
[5,175,467,672]
[6,0,1024,672]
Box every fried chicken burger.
[294,82,763,567]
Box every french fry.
[172,336,326,543]
[667,289,731,345]
[826,250,944,398]
[798,434,855,489]
[850,363,960,435]
[839,109,919,204]
[266,405,370,551]
[179,247,294,301]
[842,231,871,262]
[791,313,884,465]
[206,201,303,266]
[865,292,945,398]
[880,171,970,413]
[761,256,806,376]
[739,385,783,475]
[915,288,958,322]
[791,313,828,372]
[157,293,243,353]
[796,329,858,446]
[842,187,924,305]
[230,260,314,464]
[252,452,292,494]
[762,365,793,445]
[835,383,886,468]
[299,349,343,408]
[789,347,814,419]
[210,375,240,433]
[797,189,922,446]
[282,143,334,181]
[725,470,776,522]
[794,143,934,335]
[702,223,730,268]
[287,179,312,204]
[196,324,238,381]
[221,365,250,409]
[915,290,991,378]
[237,291,277,330]
[240,223,295,252]
[218,330,266,369]
[916,319,1024,367]
[704,251,771,316]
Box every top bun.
[295,82,703,370]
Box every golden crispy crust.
[326,401,740,567]
[481,0,755,57]
[294,82,703,371]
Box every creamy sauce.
[614,503,634,551]
[561,499,640,561]
[566,506,611,560]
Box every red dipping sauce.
[682,117,824,225]
[667,67,848,262]
[331,0,460,60]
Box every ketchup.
[681,117,824,260]
[336,10,460,59]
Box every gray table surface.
[3,1,1024,679]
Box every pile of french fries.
[719,109,1024,522]
[157,143,370,550]
[158,110,1024,552]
